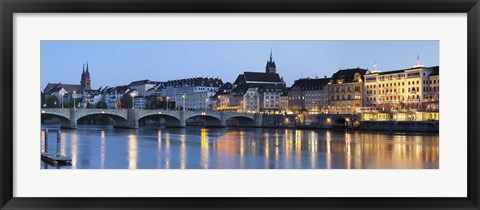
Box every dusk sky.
[41,41,439,89]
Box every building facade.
[328,68,369,114]
[157,77,223,110]
[363,66,438,110]
[230,72,286,113]
[128,80,159,97]
[226,52,287,113]
[424,67,439,111]
[288,77,330,114]
[361,65,439,121]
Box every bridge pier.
[253,113,264,127]
[61,108,78,129]
[178,111,186,128]
[218,112,227,128]
[126,109,139,129]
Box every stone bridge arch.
[76,109,129,128]
[75,109,128,121]
[41,110,74,128]
[225,114,256,127]
[185,113,224,127]
[138,112,183,127]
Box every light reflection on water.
[41,125,439,169]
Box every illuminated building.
[361,65,439,121]
[288,77,330,114]
[228,51,287,113]
[327,68,369,114]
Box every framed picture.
[1,0,479,209]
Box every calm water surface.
[41,125,439,169]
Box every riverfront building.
[228,52,287,113]
[214,83,233,111]
[288,77,330,114]
[327,68,369,114]
[42,63,93,108]
[157,77,224,110]
[361,65,439,121]
[128,80,159,97]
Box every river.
[40,125,439,169]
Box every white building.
[157,77,223,110]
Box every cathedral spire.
[270,49,273,62]
[86,62,89,74]
[82,64,85,74]
[265,50,276,74]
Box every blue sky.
[41,40,439,89]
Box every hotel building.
[362,65,439,121]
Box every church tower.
[265,50,276,74]
[80,62,92,90]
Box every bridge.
[41,108,261,129]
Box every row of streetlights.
[56,92,210,111]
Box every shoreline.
[42,120,439,133]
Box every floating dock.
[41,153,72,166]
[41,129,72,166]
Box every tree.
[96,100,108,108]
[65,98,80,108]
[148,96,163,109]
[45,95,58,108]
[121,93,133,109]
[86,100,93,108]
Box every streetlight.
[131,92,136,109]
[182,94,186,112]
[166,96,169,110]
[73,91,76,109]
[205,98,208,111]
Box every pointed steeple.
[266,49,276,74]
[86,62,90,74]
[82,64,85,74]
[269,49,273,62]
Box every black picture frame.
[1,0,479,209]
